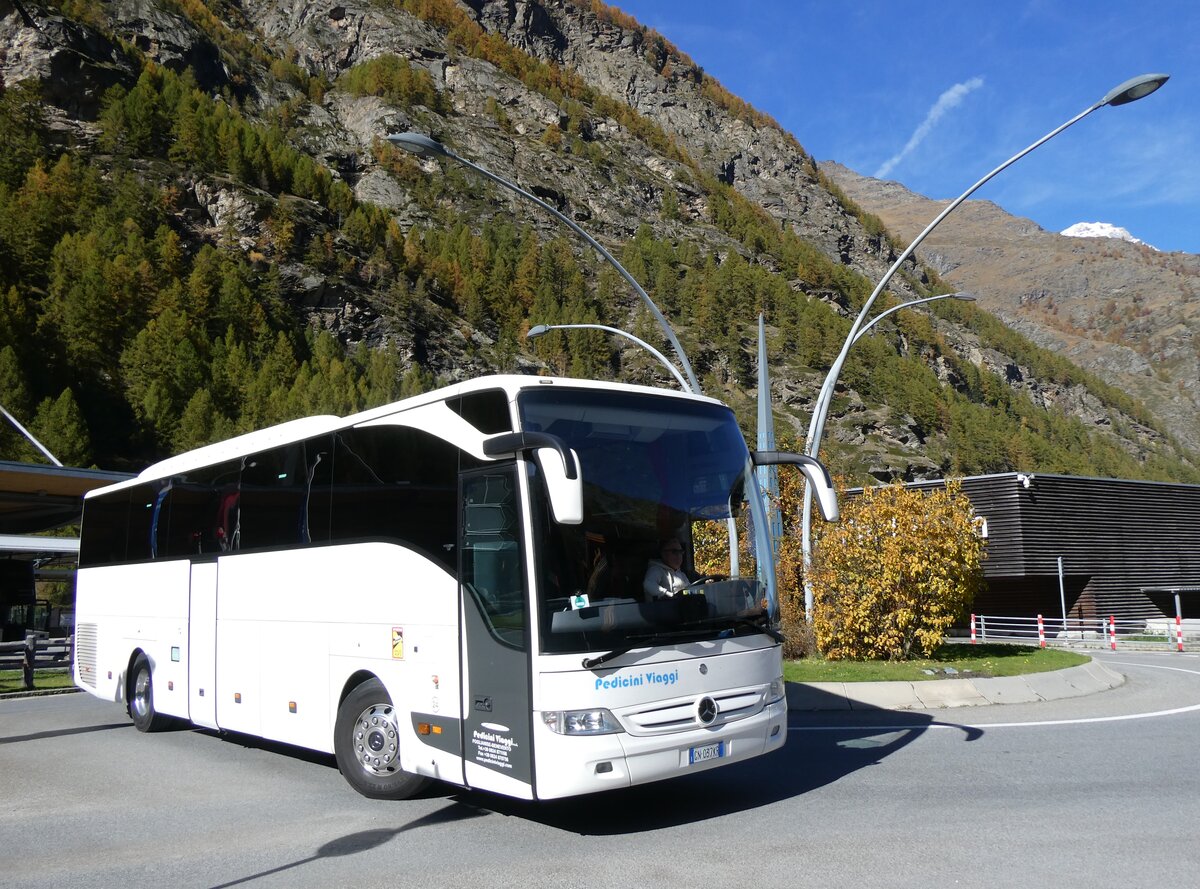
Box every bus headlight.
[768,675,786,704]
[541,708,622,735]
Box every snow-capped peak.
[1060,221,1155,250]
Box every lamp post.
[526,322,690,391]
[798,73,1168,620]
[848,292,974,346]
[386,132,700,394]
[807,292,976,442]
[799,292,974,617]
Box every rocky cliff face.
[821,161,1200,453]
[2,0,1194,479]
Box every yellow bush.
[809,480,984,660]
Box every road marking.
[790,660,1200,732]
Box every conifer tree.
[30,388,92,467]
[0,79,47,190]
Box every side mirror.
[535,446,583,525]
[751,451,840,522]
[483,432,583,525]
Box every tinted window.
[238,438,331,550]
[450,389,513,434]
[126,482,167,561]
[329,425,477,570]
[159,460,242,557]
[461,469,525,649]
[79,489,131,567]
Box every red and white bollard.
[1110,615,1117,651]
[1037,613,1046,648]
[1177,615,1185,653]
[970,614,977,645]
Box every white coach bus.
[74,375,837,800]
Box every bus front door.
[458,468,534,799]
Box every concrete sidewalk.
[786,658,1124,711]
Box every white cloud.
[874,77,985,179]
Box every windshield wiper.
[580,628,712,670]
[727,615,784,643]
[580,612,782,670]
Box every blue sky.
[612,1,1199,254]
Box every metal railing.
[967,613,1196,652]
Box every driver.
[643,537,689,599]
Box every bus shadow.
[209,803,489,888]
[196,727,341,769]
[453,689,984,834]
[193,688,985,833]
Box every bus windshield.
[518,388,777,655]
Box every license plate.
[688,741,725,764]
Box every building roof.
[0,460,133,536]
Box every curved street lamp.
[798,73,1168,619]
[848,292,975,346]
[386,132,700,394]
[526,322,691,391]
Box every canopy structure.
[0,460,132,559]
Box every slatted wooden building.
[906,472,1200,622]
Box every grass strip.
[784,643,1090,683]
[0,669,76,694]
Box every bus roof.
[86,375,722,498]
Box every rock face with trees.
[0,0,1196,493]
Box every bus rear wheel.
[334,678,428,800]
[128,654,171,732]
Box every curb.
[786,658,1125,711]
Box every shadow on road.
[195,686,985,838]
[0,721,132,745]
[450,687,985,834]
[197,726,341,769]
[208,803,489,888]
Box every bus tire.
[128,654,171,732]
[334,678,428,800]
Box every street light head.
[526,324,550,339]
[385,131,451,158]
[1101,73,1169,107]
[952,293,977,302]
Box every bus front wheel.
[334,678,428,800]
[128,654,171,732]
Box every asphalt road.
[3,650,1199,889]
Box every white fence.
[968,613,1198,652]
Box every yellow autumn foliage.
[809,480,985,660]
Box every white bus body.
[74,375,835,800]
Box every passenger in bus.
[643,538,689,599]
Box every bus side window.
[127,483,165,562]
[301,435,333,545]
[329,426,475,571]
[448,389,513,434]
[160,482,211,556]
[160,460,242,557]
[79,489,131,567]
[238,441,328,550]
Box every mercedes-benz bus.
[73,375,837,800]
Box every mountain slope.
[820,161,1200,454]
[0,0,1196,485]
